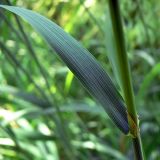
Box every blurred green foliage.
[0,0,160,159]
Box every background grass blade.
[0,5,129,134]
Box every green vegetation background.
[0,0,160,159]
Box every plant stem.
[108,0,144,159]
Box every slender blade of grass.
[0,5,129,134]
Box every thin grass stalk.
[108,0,144,159]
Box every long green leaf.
[0,5,129,134]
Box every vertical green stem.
[108,0,144,159]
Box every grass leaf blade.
[0,5,129,134]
